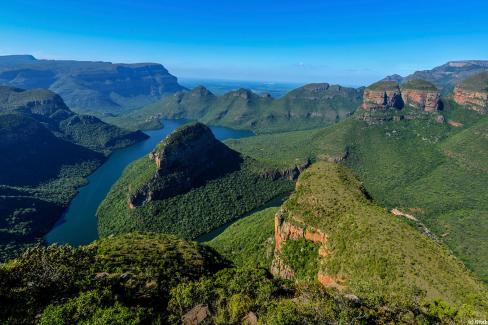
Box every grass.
[281,162,488,311]
[458,71,488,92]
[2,232,470,324]
[206,207,278,268]
[401,79,438,91]
[366,80,399,91]
[97,157,293,240]
[227,106,488,285]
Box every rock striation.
[452,71,488,113]
[0,55,185,113]
[361,81,403,110]
[271,208,329,282]
[128,123,243,208]
[400,79,441,112]
[362,79,443,112]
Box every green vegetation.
[281,239,319,281]
[401,79,438,91]
[0,55,185,114]
[404,60,488,94]
[366,80,399,91]
[1,233,477,324]
[0,86,147,262]
[107,83,362,134]
[0,233,227,324]
[207,207,278,268]
[98,157,292,239]
[457,71,488,92]
[280,162,488,313]
[227,105,488,284]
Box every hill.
[107,83,363,133]
[97,123,294,240]
[452,71,488,113]
[272,162,487,310]
[2,231,484,324]
[0,55,185,114]
[384,60,488,94]
[0,86,147,262]
[226,93,488,284]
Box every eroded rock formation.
[453,87,488,113]
[361,81,403,110]
[271,208,330,283]
[128,123,243,208]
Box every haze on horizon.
[1,0,487,85]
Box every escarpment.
[361,81,403,110]
[128,123,243,208]
[452,71,488,113]
[400,79,441,112]
[361,79,442,112]
[270,162,488,309]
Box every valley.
[1,54,488,323]
[46,120,254,246]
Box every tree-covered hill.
[106,83,363,133]
[0,86,148,262]
[97,123,294,240]
[226,98,488,284]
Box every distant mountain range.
[384,60,488,94]
[111,83,364,133]
[0,55,186,114]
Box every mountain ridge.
[0,55,186,113]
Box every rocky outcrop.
[182,304,211,325]
[452,86,487,113]
[400,79,441,112]
[128,123,243,208]
[261,159,311,181]
[361,81,403,110]
[271,208,329,282]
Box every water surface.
[45,120,253,246]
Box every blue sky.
[1,0,487,85]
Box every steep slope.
[206,207,279,269]
[0,55,185,113]
[0,86,147,153]
[452,71,488,113]
[271,162,488,313]
[109,83,363,133]
[97,123,293,239]
[0,86,147,262]
[2,232,470,324]
[400,79,441,112]
[226,95,488,284]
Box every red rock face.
[274,210,327,252]
[401,89,441,112]
[453,87,488,113]
[361,89,403,110]
[272,209,329,283]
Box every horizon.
[1,0,488,85]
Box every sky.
[0,0,487,85]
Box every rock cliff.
[400,79,441,112]
[128,123,243,207]
[361,81,403,110]
[0,55,186,113]
[452,71,488,113]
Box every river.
[45,119,254,246]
